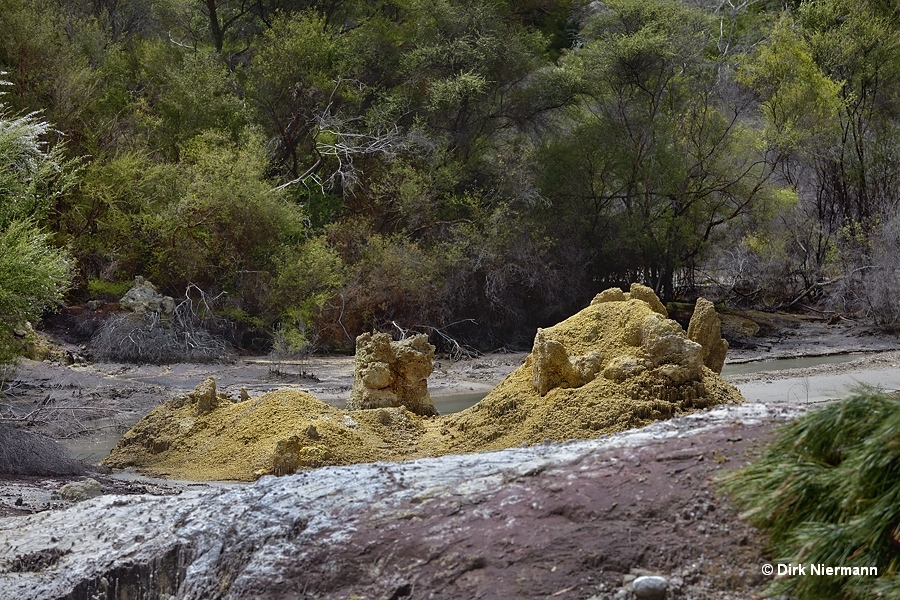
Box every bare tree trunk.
[204,0,224,53]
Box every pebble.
[57,478,102,502]
[632,575,668,600]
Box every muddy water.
[732,366,900,405]
[60,428,123,463]
[721,353,862,375]
[433,392,488,414]
[725,351,900,405]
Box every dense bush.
[2,0,899,349]
[0,86,73,365]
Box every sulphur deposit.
[103,285,744,480]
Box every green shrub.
[0,90,74,365]
[316,227,450,349]
[270,236,345,351]
[0,221,72,364]
[721,388,900,599]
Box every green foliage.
[86,278,133,300]
[737,16,842,153]
[0,221,71,364]
[2,0,900,349]
[796,0,900,223]
[150,47,248,159]
[154,128,302,288]
[271,236,345,350]
[721,389,900,599]
[60,151,174,282]
[0,88,73,364]
[0,103,78,226]
[540,0,786,299]
[327,229,448,334]
[248,10,357,176]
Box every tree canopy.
[1,0,898,352]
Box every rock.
[630,282,668,317]
[687,298,729,374]
[592,287,628,304]
[632,575,668,600]
[641,314,704,383]
[532,329,603,395]
[57,478,102,502]
[119,276,175,316]
[442,285,743,452]
[572,350,604,382]
[0,407,770,600]
[602,356,649,382]
[590,283,667,317]
[272,436,330,475]
[190,377,218,414]
[532,329,581,395]
[102,284,742,481]
[346,332,437,416]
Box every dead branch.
[0,422,85,475]
[91,284,234,364]
[777,267,877,311]
[387,320,481,361]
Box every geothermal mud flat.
[2,287,900,598]
[100,285,741,481]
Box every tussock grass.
[721,388,900,599]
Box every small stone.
[58,478,103,502]
[632,575,668,600]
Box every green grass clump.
[721,388,900,599]
[86,278,132,301]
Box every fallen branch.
[388,320,481,361]
[777,267,877,310]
